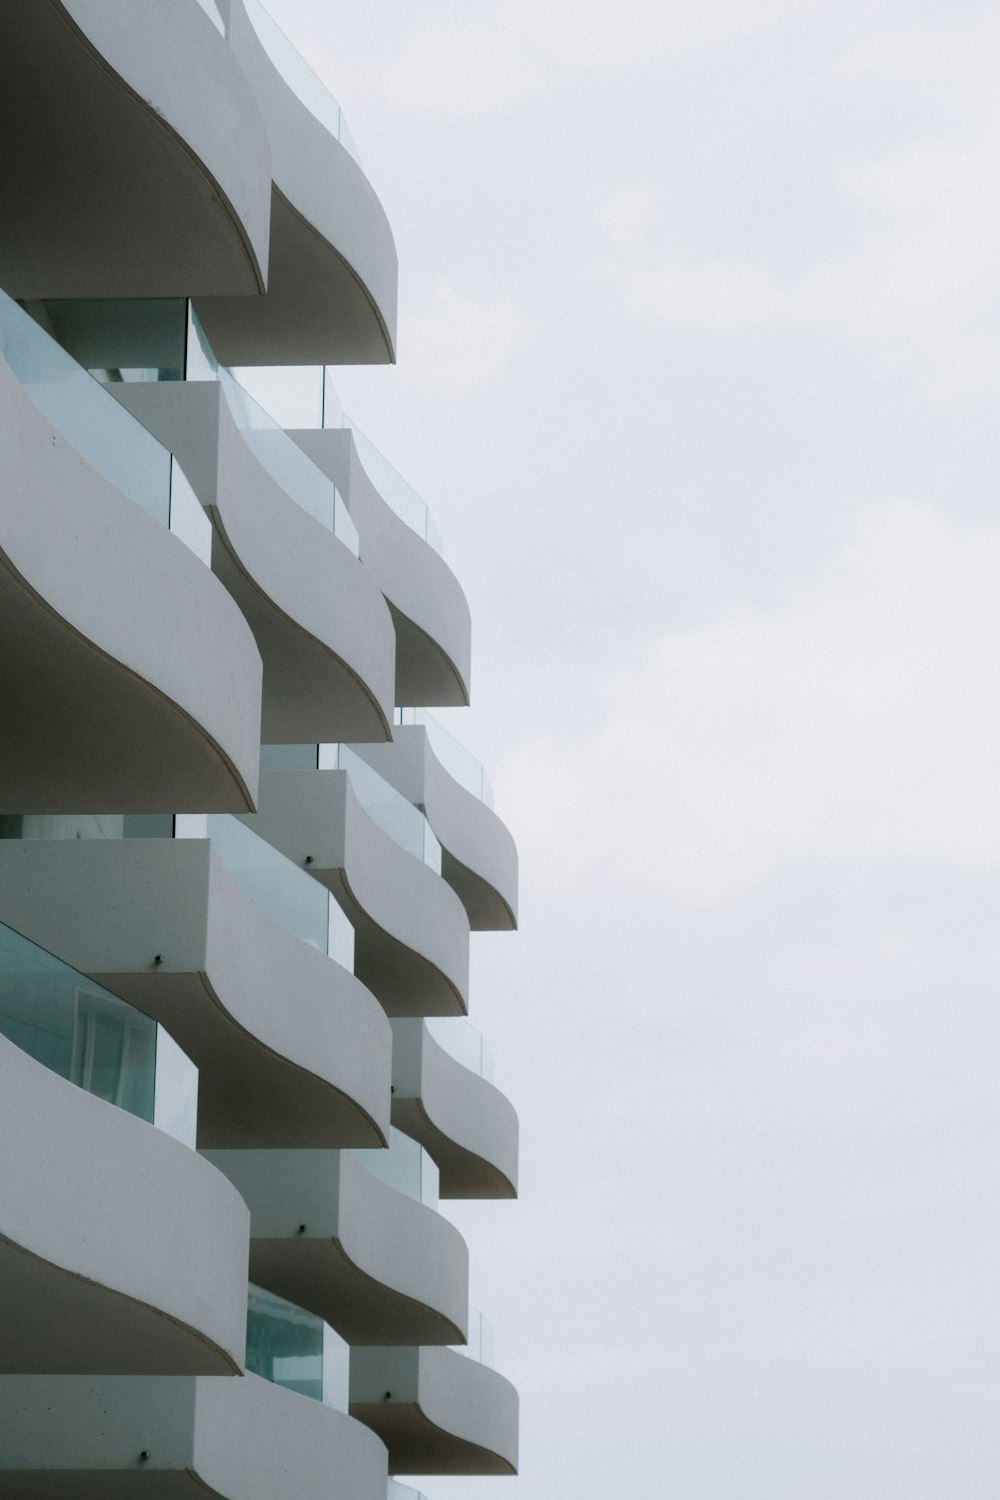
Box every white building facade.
[0,2,519,1493]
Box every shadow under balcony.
[391,1019,518,1199]
[351,1345,519,1475]
[0,303,262,813]
[194,0,397,364]
[0,834,391,1149]
[241,765,470,1016]
[204,1146,469,1345]
[113,375,395,745]
[0,1024,248,1375]
[293,425,471,706]
[350,717,518,930]
[0,0,270,299]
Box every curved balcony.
[350,717,518,930]
[0,833,391,1149]
[242,767,470,1016]
[0,1029,248,1374]
[294,424,471,706]
[0,1371,389,1500]
[391,1019,518,1199]
[194,0,397,363]
[0,299,262,813]
[113,373,395,744]
[0,0,270,299]
[204,1147,469,1345]
[350,1346,519,1475]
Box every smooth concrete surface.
[294,427,472,706]
[0,1372,389,1500]
[391,1021,518,1199]
[0,838,392,1149]
[241,770,470,1016]
[114,381,395,743]
[194,0,397,363]
[349,727,519,930]
[204,1149,469,1346]
[351,1346,519,1475]
[0,357,262,812]
[0,1036,248,1374]
[0,0,270,298]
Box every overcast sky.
[257,3,999,1494]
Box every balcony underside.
[0,1036,248,1375]
[0,0,269,299]
[351,1347,518,1475]
[0,362,261,813]
[204,1149,468,1347]
[114,380,396,745]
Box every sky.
[255,3,999,1495]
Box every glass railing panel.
[180,814,355,972]
[394,709,495,808]
[0,920,198,1146]
[425,1017,495,1084]
[320,370,444,555]
[219,367,359,556]
[246,1284,349,1409]
[387,1483,429,1500]
[243,0,361,163]
[353,1127,439,1208]
[1,811,354,973]
[449,1307,495,1368]
[319,744,442,873]
[1,289,171,526]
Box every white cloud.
[605,16,1000,400]
[501,502,1000,908]
[336,0,815,118]
[396,281,535,399]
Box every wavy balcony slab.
[0,1371,388,1500]
[294,427,471,706]
[349,728,518,930]
[205,1149,468,1346]
[194,0,397,363]
[0,0,269,298]
[0,1034,248,1375]
[351,1346,518,1475]
[0,356,261,812]
[390,1021,518,1199]
[114,381,395,743]
[0,838,390,1149]
[241,770,470,1016]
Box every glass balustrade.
[0,291,211,564]
[0,813,355,975]
[321,370,444,556]
[0,920,198,1147]
[242,0,361,163]
[352,1127,439,1209]
[219,367,359,555]
[319,744,442,873]
[425,1017,496,1084]
[246,1283,349,1410]
[449,1307,495,1368]
[394,708,495,808]
[1,289,171,526]
[176,814,356,973]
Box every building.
[0,1,519,1494]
